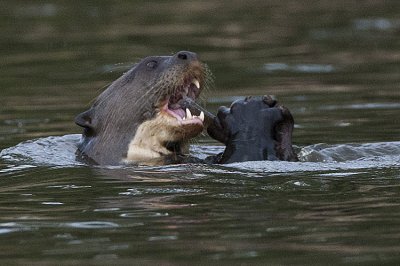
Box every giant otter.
[75,51,211,165]
[181,95,298,164]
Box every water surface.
[1,1,400,265]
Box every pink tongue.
[172,108,185,119]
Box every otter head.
[207,95,298,164]
[75,51,211,165]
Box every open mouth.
[162,77,205,124]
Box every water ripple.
[263,63,335,73]
[320,103,400,111]
[0,222,32,234]
[64,221,120,229]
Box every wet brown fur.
[75,52,210,165]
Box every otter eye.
[146,60,158,69]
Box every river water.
[1,1,400,265]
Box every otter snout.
[175,51,198,62]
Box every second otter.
[181,95,298,164]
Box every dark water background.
[1,1,400,265]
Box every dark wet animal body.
[75,51,209,165]
[182,96,298,164]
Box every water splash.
[1,135,399,173]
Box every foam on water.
[0,134,83,168]
[1,134,399,173]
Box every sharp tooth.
[199,111,204,122]
[192,79,200,89]
[185,108,192,119]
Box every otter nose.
[176,51,197,61]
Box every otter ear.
[75,108,94,129]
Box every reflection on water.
[1,0,400,265]
[263,63,336,73]
[353,18,400,31]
